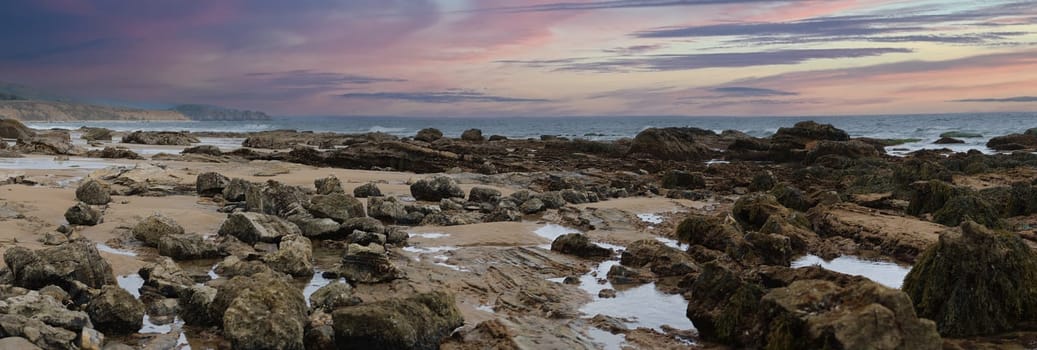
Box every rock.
[131,214,185,246]
[468,187,501,204]
[538,191,566,209]
[414,128,443,142]
[14,131,77,155]
[460,128,484,142]
[0,314,79,350]
[749,172,776,192]
[196,172,229,197]
[291,216,341,238]
[222,273,308,350]
[769,183,812,212]
[308,193,365,222]
[353,183,382,198]
[627,127,715,161]
[340,217,386,235]
[333,291,463,350]
[178,285,217,326]
[987,132,1037,151]
[606,264,652,285]
[222,178,251,202]
[772,121,849,148]
[85,286,144,334]
[732,193,792,231]
[121,131,198,145]
[421,211,483,226]
[262,235,314,277]
[215,256,274,278]
[685,263,767,346]
[934,137,965,144]
[550,234,611,259]
[219,212,301,244]
[802,140,882,164]
[156,234,220,260]
[4,241,116,289]
[75,179,111,205]
[309,282,362,311]
[621,239,698,276]
[0,118,35,139]
[139,257,194,297]
[182,144,222,156]
[85,147,142,160]
[41,232,68,246]
[410,176,465,202]
[661,170,706,190]
[338,243,401,283]
[560,189,590,204]
[597,289,617,298]
[367,196,408,222]
[314,175,344,195]
[519,198,545,214]
[907,180,1002,228]
[940,131,982,138]
[0,337,42,350]
[1,291,93,333]
[346,230,386,246]
[903,221,1037,337]
[64,202,101,226]
[247,180,310,217]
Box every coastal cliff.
[0,100,189,121]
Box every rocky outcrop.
[934,137,964,144]
[131,214,185,246]
[332,291,463,350]
[15,130,78,155]
[219,212,301,244]
[0,118,34,139]
[410,176,465,202]
[461,129,484,142]
[903,221,1037,337]
[64,202,101,226]
[550,234,611,259]
[661,170,706,190]
[121,131,199,145]
[907,180,1002,228]
[182,144,222,156]
[468,187,502,205]
[4,241,116,289]
[223,178,251,202]
[262,234,314,277]
[196,172,230,197]
[85,285,144,334]
[84,147,142,160]
[308,193,365,222]
[338,243,401,283]
[627,127,715,161]
[415,128,443,142]
[75,179,111,205]
[79,127,112,141]
[987,131,1037,151]
[221,273,308,350]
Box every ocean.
[25,112,1037,156]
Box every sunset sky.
[2,0,1037,117]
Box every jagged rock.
[84,147,142,160]
[661,170,706,189]
[732,193,792,231]
[686,263,767,346]
[0,118,35,139]
[64,202,101,226]
[121,131,198,145]
[4,241,115,289]
[519,198,545,214]
[15,131,77,155]
[606,264,653,285]
[550,234,611,259]
[75,179,111,205]
[333,291,463,350]
[415,128,443,142]
[0,314,79,350]
[219,212,301,244]
[338,243,401,283]
[1,291,93,333]
[314,175,344,195]
[340,217,386,235]
[749,172,776,192]
[460,128,484,142]
[308,193,365,222]
[221,273,308,350]
[245,180,310,217]
[309,282,362,312]
[621,239,698,276]
[420,211,483,226]
[291,215,341,238]
[353,183,382,198]
[903,221,1037,337]
[410,176,465,202]
[367,196,408,222]
[182,144,222,156]
[222,178,251,202]
[262,235,314,277]
[773,121,849,148]
[215,256,274,278]
[139,257,194,297]
[178,285,217,326]
[132,214,185,246]
[85,286,144,334]
[468,187,501,204]
[560,189,591,204]
[769,183,812,212]
[627,127,715,161]
[907,180,1002,228]
[156,234,220,260]
[196,172,229,197]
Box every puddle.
[791,254,911,289]
[302,270,347,307]
[117,273,184,336]
[586,327,626,350]
[410,233,450,239]
[432,255,469,272]
[533,224,581,249]
[0,157,121,170]
[576,260,694,331]
[705,159,730,166]
[117,274,145,299]
[475,304,495,313]
[98,243,138,257]
[401,246,457,255]
[654,237,689,250]
[637,213,664,225]
[207,263,220,280]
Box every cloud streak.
[470,0,783,13]
[951,96,1037,102]
[338,90,550,103]
[504,48,912,72]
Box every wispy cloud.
[708,86,797,97]
[338,90,549,103]
[951,96,1037,102]
[502,48,912,72]
[470,0,783,13]
[245,70,406,87]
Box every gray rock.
[460,129,484,142]
[353,183,382,198]
[221,273,308,350]
[309,282,362,312]
[340,217,386,235]
[346,230,386,246]
[75,179,111,205]
[538,191,566,209]
[410,176,464,202]
[1,291,92,332]
[414,128,443,142]
[0,337,42,350]
[85,285,144,334]
[178,285,217,326]
[131,214,185,246]
[262,235,314,277]
[314,175,344,195]
[0,314,78,350]
[291,216,341,238]
[338,243,401,284]
[367,196,407,222]
[219,212,301,244]
[550,233,612,259]
[4,241,116,289]
[139,257,194,298]
[519,198,545,214]
[333,291,463,350]
[196,172,230,197]
[468,187,501,205]
[222,178,251,202]
[121,131,198,146]
[64,202,101,226]
[308,193,365,222]
[156,234,220,260]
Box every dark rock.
[122,131,198,146]
[538,191,566,209]
[367,196,408,222]
[15,131,77,155]
[4,241,116,289]
[308,193,365,222]
[0,313,78,350]
[627,127,715,161]
[661,170,706,190]
[333,291,463,350]
[178,284,217,326]
[346,230,386,246]
[340,217,387,236]
[222,178,251,202]
[80,127,113,141]
[247,180,309,217]
[410,176,464,202]
[934,137,965,144]
[196,172,230,197]
[140,258,194,298]
[131,214,185,246]
[156,234,220,260]
[353,183,382,198]
[75,179,111,205]
[85,285,144,334]
[769,183,812,212]
[732,193,791,231]
[64,202,101,226]
[85,147,142,160]
[338,243,401,283]
[314,175,344,195]
[414,128,443,142]
[988,132,1037,151]
[907,180,1002,228]
[802,140,882,164]
[0,118,35,139]
[182,144,222,156]
[550,233,611,259]
[772,121,849,148]
[686,263,766,346]
[219,212,301,244]
[903,221,1037,337]
[519,198,545,214]
[940,131,982,138]
[468,187,501,204]
[621,239,698,276]
[222,273,308,350]
[460,129,484,142]
[262,234,314,277]
[309,282,362,311]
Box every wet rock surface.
[333,291,464,350]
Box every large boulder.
[732,193,794,231]
[1,291,93,332]
[987,132,1037,151]
[627,127,715,161]
[196,172,230,197]
[85,285,145,334]
[247,181,309,217]
[314,175,344,195]
[338,243,401,283]
[771,121,849,149]
[3,241,116,289]
[803,140,882,164]
[460,129,484,142]
[156,234,220,260]
[410,176,464,202]
[902,221,1037,337]
[621,239,698,276]
[366,196,408,222]
[131,214,185,246]
[15,131,77,155]
[139,257,194,297]
[222,273,308,350]
[415,128,443,142]
[309,282,362,312]
[0,118,35,139]
[907,180,1002,228]
[332,291,464,350]
[550,233,611,259]
[223,178,251,202]
[262,234,314,277]
[80,127,112,141]
[468,187,501,205]
[75,179,111,205]
[121,131,199,145]
[64,202,101,226]
[219,212,301,244]
[308,193,365,222]
[661,170,706,190]
[353,183,382,198]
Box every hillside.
[0,100,189,121]
[171,104,271,121]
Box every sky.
[1,0,1037,117]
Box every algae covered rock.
[353,182,382,198]
[410,176,464,202]
[75,179,111,205]
[64,202,102,226]
[660,170,706,190]
[414,128,443,142]
[4,241,116,289]
[222,272,308,350]
[907,180,1002,228]
[627,127,715,161]
[219,211,301,244]
[85,285,144,334]
[550,233,611,259]
[333,291,463,350]
[132,214,185,246]
[903,221,1037,337]
[732,193,791,230]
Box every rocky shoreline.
[0,118,1036,349]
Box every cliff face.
[0,101,189,121]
